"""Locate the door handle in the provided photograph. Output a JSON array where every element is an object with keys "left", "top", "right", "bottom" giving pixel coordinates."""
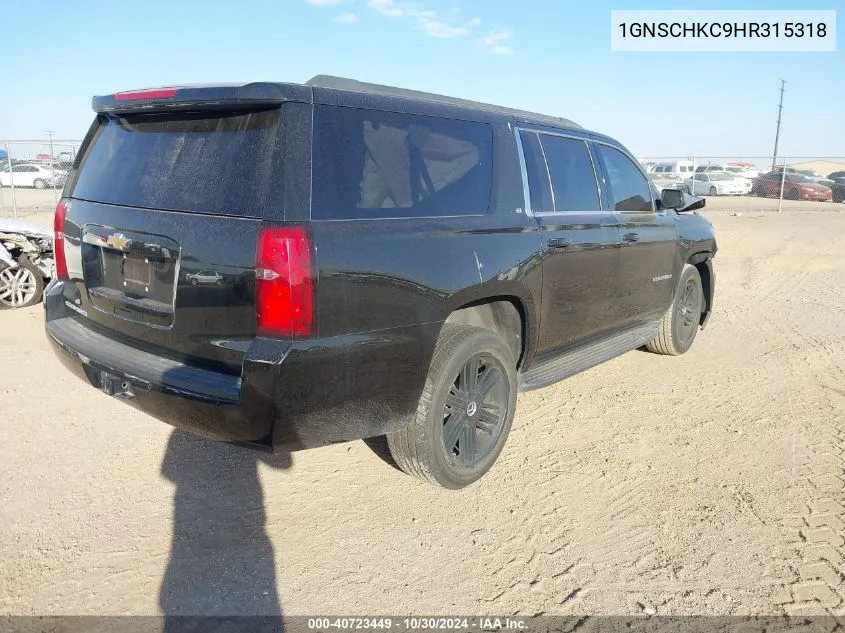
[
  {"left": 622, "top": 232, "right": 640, "bottom": 243},
  {"left": 546, "top": 237, "right": 572, "bottom": 249}
]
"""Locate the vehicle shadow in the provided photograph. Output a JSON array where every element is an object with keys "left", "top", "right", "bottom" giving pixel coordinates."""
[{"left": 158, "top": 429, "right": 291, "bottom": 632}]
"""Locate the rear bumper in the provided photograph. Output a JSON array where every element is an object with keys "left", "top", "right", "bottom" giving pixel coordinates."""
[
  {"left": 46, "top": 313, "right": 276, "bottom": 449},
  {"left": 44, "top": 280, "right": 436, "bottom": 452}
]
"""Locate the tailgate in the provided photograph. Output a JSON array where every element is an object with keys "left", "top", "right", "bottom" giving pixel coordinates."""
[{"left": 61, "top": 107, "right": 286, "bottom": 371}]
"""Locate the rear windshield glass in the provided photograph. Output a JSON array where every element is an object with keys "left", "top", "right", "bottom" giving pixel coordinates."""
[
  {"left": 312, "top": 105, "right": 493, "bottom": 220},
  {"left": 72, "top": 109, "right": 284, "bottom": 216}
]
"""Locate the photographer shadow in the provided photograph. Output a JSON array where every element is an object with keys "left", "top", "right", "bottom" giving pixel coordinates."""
[{"left": 158, "top": 429, "right": 291, "bottom": 631}]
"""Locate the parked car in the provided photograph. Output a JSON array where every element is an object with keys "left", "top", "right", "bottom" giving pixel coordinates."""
[
  {"left": 694, "top": 164, "right": 729, "bottom": 173},
  {"left": 0, "top": 163, "right": 63, "bottom": 189},
  {"left": 44, "top": 76, "right": 717, "bottom": 488},
  {"left": 724, "top": 165, "right": 759, "bottom": 179},
  {"left": 186, "top": 270, "right": 223, "bottom": 285},
  {"left": 794, "top": 169, "right": 834, "bottom": 187},
  {"left": 694, "top": 164, "right": 759, "bottom": 180},
  {"left": 771, "top": 167, "right": 833, "bottom": 187},
  {"left": 649, "top": 172, "right": 686, "bottom": 192},
  {"left": 826, "top": 171, "right": 845, "bottom": 203},
  {"left": 650, "top": 160, "right": 696, "bottom": 176},
  {"left": 752, "top": 172, "right": 833, "bottom": 201},
  {"left": 684, "top": 172, "right": 751, "bottom": 196},
  {"left": 0, "top": 219, "right": 55, "bottom": 309}
]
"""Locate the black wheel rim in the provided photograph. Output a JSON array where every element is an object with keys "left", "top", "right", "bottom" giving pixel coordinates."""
[
  {"left": 442, "top": 353, "right": 508, "bottom": 469},
  {"left": 676, "top": 280, "right": 701, "bottom": 344}
]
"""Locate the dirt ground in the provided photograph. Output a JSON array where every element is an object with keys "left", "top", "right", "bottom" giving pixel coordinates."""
[{"left": 1, "top": 193, "right": 844, "bottom": 618}]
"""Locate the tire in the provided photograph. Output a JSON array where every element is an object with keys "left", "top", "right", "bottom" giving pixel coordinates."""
[
  {"left": 0, "top": 258, "right": 45, "bottom": 309},
  {"left": 646, "top": 264, "right": 704, "bottom": 356},
  {"left": 33, "top": 179, "right": 46, "bottom": 190},
  {"left": 191, "top": 278, "right": 198, "bottom": 286},
  {"left": 387, "top": 325, "right": 517, "bottom": 489},
  {"left": 786, "top": 188, "right": 799, "bottom": 200},
  {"left": 708, "top": 186, "right": 717, "bottom": 196}
]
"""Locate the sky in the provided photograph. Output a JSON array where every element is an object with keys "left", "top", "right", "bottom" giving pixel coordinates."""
[{"left": 0, "top": 0, "right": 842, "bottom": 160}]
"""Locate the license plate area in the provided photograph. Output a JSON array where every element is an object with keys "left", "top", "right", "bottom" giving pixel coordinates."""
[
  {"left": 122, "top": 254, "right": 151, "bottom": 287},
  {"left": 81, "top": 225, "right": 180, "bottom": 328}
]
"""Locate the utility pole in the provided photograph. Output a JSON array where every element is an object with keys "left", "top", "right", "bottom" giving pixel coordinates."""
[
  {"left": 771, "top": 80, "right": 785, "bottom": 171},
  {"left": 46, "top": 130, "right": 57, "bottom": 201},
  {"left": 46, "top": 130, "right": 56, "bottom": 162}
]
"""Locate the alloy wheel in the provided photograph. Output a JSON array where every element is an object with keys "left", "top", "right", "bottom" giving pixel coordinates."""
[
  {"left": 0, "top": 266, "right": 38, "bottom": 307},
  {"left": 441, "top": 354, "right": 509, "bottom": 468},
  {"left": 675, "top": 280, "right": 701, "bottom": 345}
]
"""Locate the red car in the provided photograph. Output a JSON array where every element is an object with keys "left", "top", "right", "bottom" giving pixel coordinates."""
[{"left": 752, "top": 172, "right": 833, "bottom": 201}]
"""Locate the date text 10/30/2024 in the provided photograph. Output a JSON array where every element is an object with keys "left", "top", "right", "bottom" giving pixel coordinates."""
[{"left": 307, "top": 618, "right": 528, "bottom": 630}]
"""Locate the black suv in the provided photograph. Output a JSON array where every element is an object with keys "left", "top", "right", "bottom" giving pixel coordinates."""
[{"left": 45, "top": 76, "right": 716, "bottom": 488}]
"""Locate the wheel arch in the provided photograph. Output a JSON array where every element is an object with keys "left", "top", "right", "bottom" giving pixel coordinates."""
[
  {"left": 687, "top": 251, "right": 714, "bottom": 327},
  {"left": 443, "top": 296, "right": 529, "bottom": 369}
]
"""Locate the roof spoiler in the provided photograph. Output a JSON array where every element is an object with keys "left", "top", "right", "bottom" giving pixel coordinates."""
[
  {"left": 92, "top": 82, "right": 311, "bottom": 113},
  {"left": 307, "top": 74, "right": 582, "bottom": 130}
]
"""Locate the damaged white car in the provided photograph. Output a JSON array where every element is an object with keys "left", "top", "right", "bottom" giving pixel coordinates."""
[{"left": 0, "top": 220, "right": 54, "bottom": 309}]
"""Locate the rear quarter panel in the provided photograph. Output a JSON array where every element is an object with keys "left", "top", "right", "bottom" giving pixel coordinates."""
[{"left": 271, "top": 118, "right": 543, "bottom": 448}]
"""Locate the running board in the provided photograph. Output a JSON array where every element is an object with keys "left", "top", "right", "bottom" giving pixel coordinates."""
[{"left": 518, "top": 321, "right": 660, "bottom": 391}]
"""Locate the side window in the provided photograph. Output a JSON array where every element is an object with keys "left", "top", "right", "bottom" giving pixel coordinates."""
[
  {"left": 538, "top": 134, "right": 601, "bottom": 212},
  {"left": 311, "top": 105, "right": 493, "bottom": 220},
  {"left": 596, "top": 145, "right": 653, "bottom": 213},
  {"left": 519, "top": 131, "right": 554, "bottom": 213}
]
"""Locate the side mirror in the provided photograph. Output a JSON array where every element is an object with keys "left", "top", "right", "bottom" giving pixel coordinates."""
[
  {"left": 661, "top": 188, "right": 705, "bottom": 213},
  {"left": 660, "top": 188, "right": 684, "bottom": 209}
]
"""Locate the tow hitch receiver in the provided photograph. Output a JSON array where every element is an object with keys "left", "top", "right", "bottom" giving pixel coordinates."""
[{"left": 100, "top": 373, "right": 135, "bottom": 399}]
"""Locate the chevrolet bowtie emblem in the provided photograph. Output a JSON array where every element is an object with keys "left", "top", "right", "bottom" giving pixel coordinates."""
[{"left": 105, "top": 233, "right": 130, "bottom": 250}]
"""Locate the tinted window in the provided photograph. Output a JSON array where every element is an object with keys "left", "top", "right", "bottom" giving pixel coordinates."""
[
  {"left": 312, "top": 106, "right": 492, "bottom": 220},
  {"left": 72, "top": 109, "right": 284, "bottom": 216},
  {"left": 597, "top": 145, "right": 653, "bottom": 212},
  {"left": 538, "top": 135, "right": 600, "bottom": 212},
  {"left": 519, "top": 132, "right": 553, "bottom": 213}
]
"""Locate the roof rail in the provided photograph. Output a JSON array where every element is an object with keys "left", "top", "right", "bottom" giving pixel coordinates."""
[{"left": 306, "top": 75, "right": 581, "bottom": 130}]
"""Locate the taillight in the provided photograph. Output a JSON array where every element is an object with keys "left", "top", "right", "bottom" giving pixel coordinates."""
[
  {"left": 255, "top": 227, "right": 312, "bottom": 337},
  {"left": 53, "top": 198, "right": 68, "bottom": 280}
]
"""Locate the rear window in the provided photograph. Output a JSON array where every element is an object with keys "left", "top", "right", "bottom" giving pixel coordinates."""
[
  {"left": 72, "top": 109, "right": 284, "bottom": 216},
  {"left": 312, "top": 105, "right": 493, "bottom": 220}
]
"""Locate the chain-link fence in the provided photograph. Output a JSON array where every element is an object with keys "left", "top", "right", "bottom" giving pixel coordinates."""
[
  {"left": 0, "top": 139, "right": 83, "bottom": 219},
  {"left": 639, "top": 155, "right": 845, "bottom": 211},
  {"left": 3, "top": 145, "right": 844, "bottom": 220}
]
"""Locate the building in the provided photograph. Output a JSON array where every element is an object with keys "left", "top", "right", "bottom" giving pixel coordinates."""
[{"left": 786, "top": 160, "right": 845, "bottom": 175}]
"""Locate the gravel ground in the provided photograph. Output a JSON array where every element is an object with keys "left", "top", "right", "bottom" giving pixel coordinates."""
[{"left": 1, "top": 195, "right": 843, "bottom": 618}]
